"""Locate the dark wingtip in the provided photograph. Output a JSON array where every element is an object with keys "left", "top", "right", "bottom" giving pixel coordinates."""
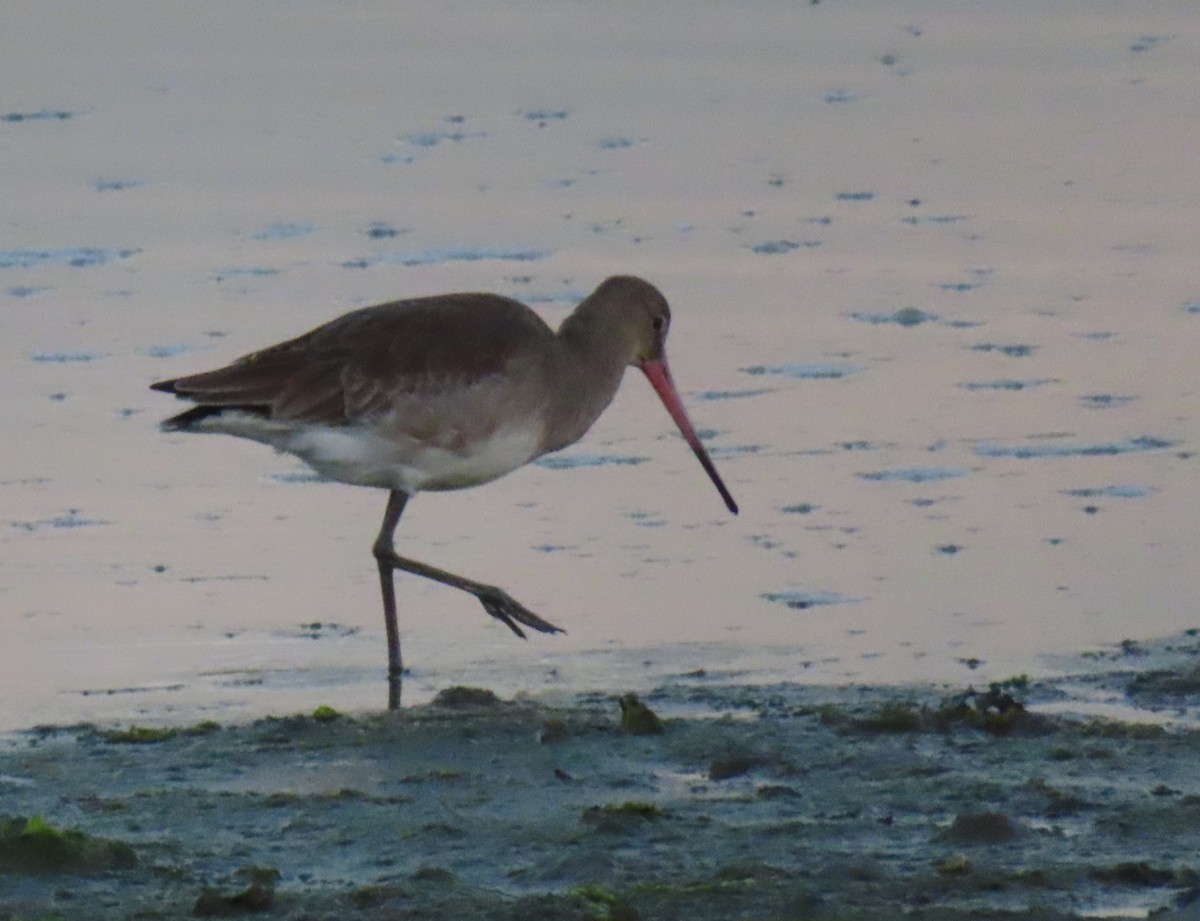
[
  {"left": 158, "top": 404, "right": 226, "bottom": 431},
  {"left": 158, "top": 404, "right": 270, "bottom": 432},
  {"left": 149, "top": 379, "right": 178, "bottom": 394}
]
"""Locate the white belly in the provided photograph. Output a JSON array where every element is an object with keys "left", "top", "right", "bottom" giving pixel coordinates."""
[
  {"left": 186, "top": 411, "right": 542, "bottom": 493},
  {"left": 288, "top": 424, "right": 542, "bottom": 492}
]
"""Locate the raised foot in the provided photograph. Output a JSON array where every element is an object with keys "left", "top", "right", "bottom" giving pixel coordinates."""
[{"left": 477, "top": 587, "right": 565, "bottom": 638}]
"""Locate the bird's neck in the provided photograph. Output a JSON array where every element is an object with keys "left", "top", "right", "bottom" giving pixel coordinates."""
[{"left": 541, "top": 314, "right": 632, "bottom": 454}]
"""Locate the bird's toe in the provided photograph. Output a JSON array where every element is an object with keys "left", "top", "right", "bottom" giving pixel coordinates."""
[{"left": 478, "top": 588, "right": 563, "bottom": 637}]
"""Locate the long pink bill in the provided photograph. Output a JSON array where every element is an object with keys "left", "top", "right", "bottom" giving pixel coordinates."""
[{"left": 640, "top": 356, "right": 739, "bottom": 515}]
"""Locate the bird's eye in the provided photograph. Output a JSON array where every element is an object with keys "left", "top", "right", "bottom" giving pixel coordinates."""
[{"left": 652, "top": 316, "right": 666, "bottom": 332}]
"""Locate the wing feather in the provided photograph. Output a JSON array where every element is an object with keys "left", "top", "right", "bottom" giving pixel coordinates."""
[{"left": 152, "top": 293, "right": 556, "bottom": 428}]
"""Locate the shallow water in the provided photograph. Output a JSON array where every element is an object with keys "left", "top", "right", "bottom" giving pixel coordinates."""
[{"left": 2, "top": 0, "right": 1199, "bottom": 730}]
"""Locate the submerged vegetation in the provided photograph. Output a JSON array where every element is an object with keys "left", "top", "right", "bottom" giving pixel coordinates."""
[
  {"left": 821, "top": 677, "right": 1056, "bottom": 737},
  {"left": 0, "top": 815, "right": 136, "bottom": 874}
]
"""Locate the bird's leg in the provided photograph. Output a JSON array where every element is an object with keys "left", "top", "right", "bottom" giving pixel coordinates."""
[
  {"left": 371, "top": 491, "right": 565, "bottom": 706},
  {"left": 373, "top": 490, "right": 409, "bottom": 710}
]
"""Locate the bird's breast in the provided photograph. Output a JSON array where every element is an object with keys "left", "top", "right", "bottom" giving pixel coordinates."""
[{"left": 414, "top": 424, "right": 544, "bottom": 491}]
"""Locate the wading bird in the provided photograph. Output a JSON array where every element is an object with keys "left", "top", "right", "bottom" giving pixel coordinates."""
[{"left": 152, "top": 275, "right": 737, "bottom": 707}]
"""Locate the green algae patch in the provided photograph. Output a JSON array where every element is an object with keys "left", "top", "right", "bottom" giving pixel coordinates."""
[
  {"left": 102, "top": 724, "right": 179, "bottom": 744},
  {"left": 99, "top": 720, "right": 218, "bottom": 743},
  {"left": 0, "top": 815, "right": 136, "bottom": 874},
  {"left": 431, "top": 685, "right": 500, "bottom": 707},
  {"left": 935, "top": 853, "right": 973, "bottom": 876},
  {"left": 598, "top": 802, "right": 670, "bottom": 819},
  {"left": 855, "top": 700, "right": 928, "bottom": 733},
  {"left": 569, "top": 885, "right": 642, "bottom": 921},
  {"left": 582, "top": 802, "right": 670, "bottom": 833},
  {"left": 311, "top": 704, "right": 341, "bottom": 722},
  {"left": 185, "top": 720, "right": 222, "bottom": 736}
]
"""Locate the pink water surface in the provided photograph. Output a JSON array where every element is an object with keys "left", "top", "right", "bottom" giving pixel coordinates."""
[{"left": 2, "top": 1, "right": 1197, "bottom": 730}]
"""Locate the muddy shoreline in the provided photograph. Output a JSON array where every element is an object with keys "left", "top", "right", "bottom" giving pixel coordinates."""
[{"left": 3, "top": 635, "right": 1200, "bottom": 920}]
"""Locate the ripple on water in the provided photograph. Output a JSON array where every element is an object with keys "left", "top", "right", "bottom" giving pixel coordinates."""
[
  {"left": 742, "top": 363, "right": 862, "bottom": 380},
  {"left": 858, "top": 467, "right": 970, "bottom": 484},
  {"left": 959, "top": 379, "right": 1057, "bottom": 392},
  {"left": 138, "top": 344, "right": 194, "bottom": 359},
  {"left": 1130, "top": 34, "right": 1174, "bottom": 53},
  {"left": 267, "top": 471, "right": 324, "bottom": 485},
  {"left": 901, "top": 214, "right": 968, "bottom": 225},
  {"left": 11, "top": 509, "right": 107, "bottom": 532},
  {"left": 6, "top": 285, "right": 50, "bottom": 297},
  {"left": 401, "top": 129, "right": 486, "bottom": 148},
  {"left": 1, "top": 109, "right": 75, "bottom": 122},
  {"left": 0, "top": 247, "right": 139, "bottom": 269},
  {"left": 343, "top": 247, "right": 551, "bottom": 269},
  {"left": 707, "top": 444, "right": 762, "bottom": 460},
  {"left": 692, "top": 388, "right": 775, "bottom": 401},
  {"left": 30, "top": 352, "right": 106, "bottom": 363},
  {"left": 750, "top": 240, "right": 821, "bottom": 255},
  {"left": 847, "top": 308, "right": 937, "bottom": 327},
  {"left": 521, "top": 108, "right": 570, "bottom": 122},
  {"left": 762, "top": 590, "right": 861, "bottom": 610},
  {"left": 211, "top": 266, "right": 280, "bottom": 281},
  {"left": 365, "top": 222, "right": 406, "bottom": 239},
  {"left": 627, "top": 510, "right": 666, "bottom": 529},
  {"left": 1079, "top": 394, "right": 1137, "bottom": 409},
  {"left": 1062, "top": 486, "right": 1157, "bottom": 499},
  {"left": 975, "top": 436, "right": 1174, "bottom": 459},
  {"left": 251, "top": 223, "right": 314, "bottom": 240},
  {"left": 517, "top": 289, "right": 590, "bottom": 306},
  {"left": 535, "top": 454, "right": 648, "bottom": 471},
  {"left": 93, "top": 178, "right": 144, "bottom": 191},
  {"left": 970, "top": 343, "right": 1036, "bottom": 357}
]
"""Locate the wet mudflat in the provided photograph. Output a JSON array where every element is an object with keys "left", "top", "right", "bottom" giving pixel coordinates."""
[{"left": 3, "top": 635, "right": 1199, "bottom": 921}]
